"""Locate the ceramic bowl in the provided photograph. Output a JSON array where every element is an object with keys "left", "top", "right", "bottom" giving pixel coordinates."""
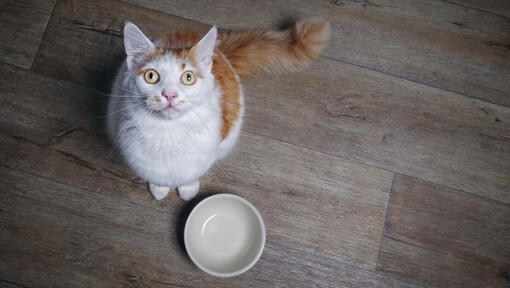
[{"left": 184, "top": 194, "right": 265, "bottom": 277}]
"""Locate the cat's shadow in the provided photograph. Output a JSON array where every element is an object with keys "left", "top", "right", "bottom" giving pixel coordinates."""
[
  {"left": 278, "top": 16, "right": 299, "bottom": 30},
  {"left": 86, "top": 49, "right": 125, "bottom": 141}
]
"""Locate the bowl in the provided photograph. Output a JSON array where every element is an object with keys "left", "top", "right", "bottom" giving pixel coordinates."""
[{"left": 184, "top": 194, "right": 265, "bottom": 277}]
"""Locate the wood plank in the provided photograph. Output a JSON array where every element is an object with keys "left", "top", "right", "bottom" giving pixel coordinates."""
[
  {"left": 0, "top": 130, "right": 393, "bottom": 270},
  {"left": 0, "top": 0, "right": 56, "bottom": 69},
  {"left": 203, "top": 132, "right": 393, "bottom": 269},
  {"left": 377, "top": 174, "right": 510, "bottom": 288},
  {"left": 30, "top": 0, "right": 510, "bottom": 203},
  {"left": 0, "top": 63, "right": 89, "bottom": 147},
  {"left": 241, "top": 58, "right": 510, "bottom": 204},
  {"left": 32, "top": 0, "right": 211, "bottom": 92},
  {"left": 449, "top": 0, "right": 510, "bottom": 18},
  {"left": 0, "top": 166, "right": 226, "bottom": 288},
  {"left": 0, "top": 279, "right": 31, "bottom": 288},
  {"left": 0, "top": 63, "right": 394, "bottom": 271},
  {"left": 0, "top": 166, "right": 419, "bottom": 288},
  {"left": 120, "top": 0, "right": 510, "bottom": 106}
]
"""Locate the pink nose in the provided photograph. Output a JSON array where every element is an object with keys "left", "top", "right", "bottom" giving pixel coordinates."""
[{"left": 162, "top": 90, "right": 177, "bottom": 100}]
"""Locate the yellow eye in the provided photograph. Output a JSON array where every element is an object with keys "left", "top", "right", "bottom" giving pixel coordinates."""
[
  {"left": 144, "top": 69, "right": 159, "bottom": 84},
  {"left": 181, "top": 70, "right": 196, "bottom": 85}
]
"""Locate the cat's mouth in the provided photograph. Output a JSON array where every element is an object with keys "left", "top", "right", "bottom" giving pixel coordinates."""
[
  {"left": 147, "top": 96, "right": 186, "bottom": 119},
  {"left": 159, "top": 102, "right": 182, "bottom": 119},
  {"left": 160, "top": 107, "right": 182, "bottom": 119},
  {"left": 149, "top": 96, "right": 178, "bottom": 112}
]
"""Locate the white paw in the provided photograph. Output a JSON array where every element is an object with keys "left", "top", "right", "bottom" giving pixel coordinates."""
[
  {"left": 178, "top": 180, "right": 200, "bottom": 201},
  {"left": 149, "top": 183, "right": 170, "bottom": 200}
]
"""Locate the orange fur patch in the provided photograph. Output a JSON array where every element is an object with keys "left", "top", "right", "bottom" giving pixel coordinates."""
[
  {"left": 140, "top": 32, "right": 202, "bottom": 67},
  {"left": 160, "top": 32, "right": 201, "bottom": 49},
  {"left": 218, "top": 18, "right": 330, "bottom": 77},
  {"left": 212, "top": 52, "right": 241, "bottom": 140}
]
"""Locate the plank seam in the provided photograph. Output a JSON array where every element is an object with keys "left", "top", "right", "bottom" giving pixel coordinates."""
[
  {"left": 244, "top": 128, "right": 510, "bottom": 207},
  {"left": 441, "top": 0, "right": 510, "bottom": 20},
  {"left": 0, "top": 161, "right": 165, "bottom": 213},
  {"left": 321, "top": 55, "right": 510, "bottom": 109},
  {"left": 0, "top": 278, "right": 32, "bottom": 288},
  {"left": 375, "top": 173, "right": 395, "bottom": 272},
  {"left": 266, "top": 240, "right": 430, "bottom": 288},
  {"left": 30, "top": 0, "right": 59, "bottom": 71},
  {"left": 392, "top": 173, "right": 510, "bottom": 208}
]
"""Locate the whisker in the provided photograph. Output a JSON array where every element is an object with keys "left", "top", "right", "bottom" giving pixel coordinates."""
[
  {"left": 107, "top": 94, "right": 145, "bottom": 98},
  {"left": 66, "top": 102, "right": 145, "bottom": 130},
  {"left": 110, "top": 79, "right": 149, "bottom": 97},
  {"left": 84, "top": 87, "right": 146, "bottom": 100}
]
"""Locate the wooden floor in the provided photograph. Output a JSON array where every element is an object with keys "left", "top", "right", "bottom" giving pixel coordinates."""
[{"left": 1, "top": 0, "right": 509, "bottom": 287}]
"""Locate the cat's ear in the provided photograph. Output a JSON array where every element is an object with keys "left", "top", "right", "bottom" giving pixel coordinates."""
[
  {"left": 191, "top": 26, "right": 217, "bottom": 73},
  {"left": 124, "top": 22, "right": 154, "bottom": 70}
]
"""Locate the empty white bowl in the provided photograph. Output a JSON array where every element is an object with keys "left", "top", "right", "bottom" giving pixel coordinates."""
[{"left": 184, "top": 194, "right": 265, "bottom": 277}]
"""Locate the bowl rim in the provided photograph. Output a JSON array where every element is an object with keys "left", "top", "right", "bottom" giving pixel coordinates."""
[{"left": 184, "top": 193, "right": 266, "bottom": 277}]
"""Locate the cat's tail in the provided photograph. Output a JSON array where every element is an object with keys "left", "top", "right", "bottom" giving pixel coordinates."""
[{"left": 218, "top": 18, "right": 330, "bottom": 78}]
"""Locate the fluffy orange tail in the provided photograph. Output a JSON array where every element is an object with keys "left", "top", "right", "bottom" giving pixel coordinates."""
[{"left": 219, "top": 18, "right": 330, "bottom": 78}]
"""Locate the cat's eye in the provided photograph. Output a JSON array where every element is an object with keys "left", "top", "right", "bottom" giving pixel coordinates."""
[
  {"left": 144, "top": 69, "right": 160, "bottom": 84},
  {"left": 181, "top": 71, "right": 196, "bottom": 86}
]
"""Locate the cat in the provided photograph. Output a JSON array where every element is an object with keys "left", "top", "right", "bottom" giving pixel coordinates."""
[{"left": 107, "top": 19, "right": 330, "bottom": 201}]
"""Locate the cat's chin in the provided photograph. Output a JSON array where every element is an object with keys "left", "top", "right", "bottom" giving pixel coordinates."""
[{"left": 158, "top": 108, "right": 185, "bottom": 120}]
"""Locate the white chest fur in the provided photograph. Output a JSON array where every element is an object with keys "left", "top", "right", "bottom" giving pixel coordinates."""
[{"left": 109, "top": 86, "right": 223, "bottom": 188}]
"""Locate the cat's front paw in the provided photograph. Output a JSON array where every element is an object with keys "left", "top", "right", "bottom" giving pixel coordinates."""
[
  {"left": 149, "top": 183, "right": 170, "bottom": 200},
  {"left": 178, "top": 180, "right": 200, "bottom": 201}
]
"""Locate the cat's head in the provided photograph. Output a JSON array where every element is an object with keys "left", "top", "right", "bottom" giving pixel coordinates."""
[{"left": 123, "top": 22, "right": 217, "bottom": 119}]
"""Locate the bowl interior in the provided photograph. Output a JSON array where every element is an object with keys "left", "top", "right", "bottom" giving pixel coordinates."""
[{"left": 184, "top": 194, "right": 265, "bottom": 276}]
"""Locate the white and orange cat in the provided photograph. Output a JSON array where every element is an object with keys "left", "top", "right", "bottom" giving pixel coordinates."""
[{"left": 107, "top": 19, "right": 329, "bottom": 201}]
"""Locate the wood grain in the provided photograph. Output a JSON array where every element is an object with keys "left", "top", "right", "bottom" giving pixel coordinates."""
[
  {"left": 241, "top": 58, "right": 510, "bottom": 204},
  {"left": 204, "top": 132, "right": 393, "bottom": 269},
  {"left": 5, "top": 0, "right": 509, "bottom": 286},
  {"left": 449, "top": 0, "right": 510, "bottom": 17},
  {"left": 31, "top": 0, "right": 510, "bottom": 204},
  {"left": 0, "top": 279, "right": 33, "bottom": 288},
  {"left": 121, "top": 0, "right": 510, "bottom": 106},
  {"left": 32, "top": 0, "right": 211, "bottom": 93},
  {"left": 0, "top": 63, "right": 398, "bottom": 286},
  {"left": 0, "top": 127, "right": 393, "bottom": 270},
  {"left": 377, "top": 174, "right": 510, "bottom": 288},
  {"left": 0, "top": 167, "right": 422, "bottom": 288},
  {"left": 0, "top": 0, "right": 56, "bottom": 69}
]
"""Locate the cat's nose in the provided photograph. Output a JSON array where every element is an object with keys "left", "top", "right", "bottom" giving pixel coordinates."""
[{"left": 162, "top": 90, "right": 177, "bottom": 100}]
